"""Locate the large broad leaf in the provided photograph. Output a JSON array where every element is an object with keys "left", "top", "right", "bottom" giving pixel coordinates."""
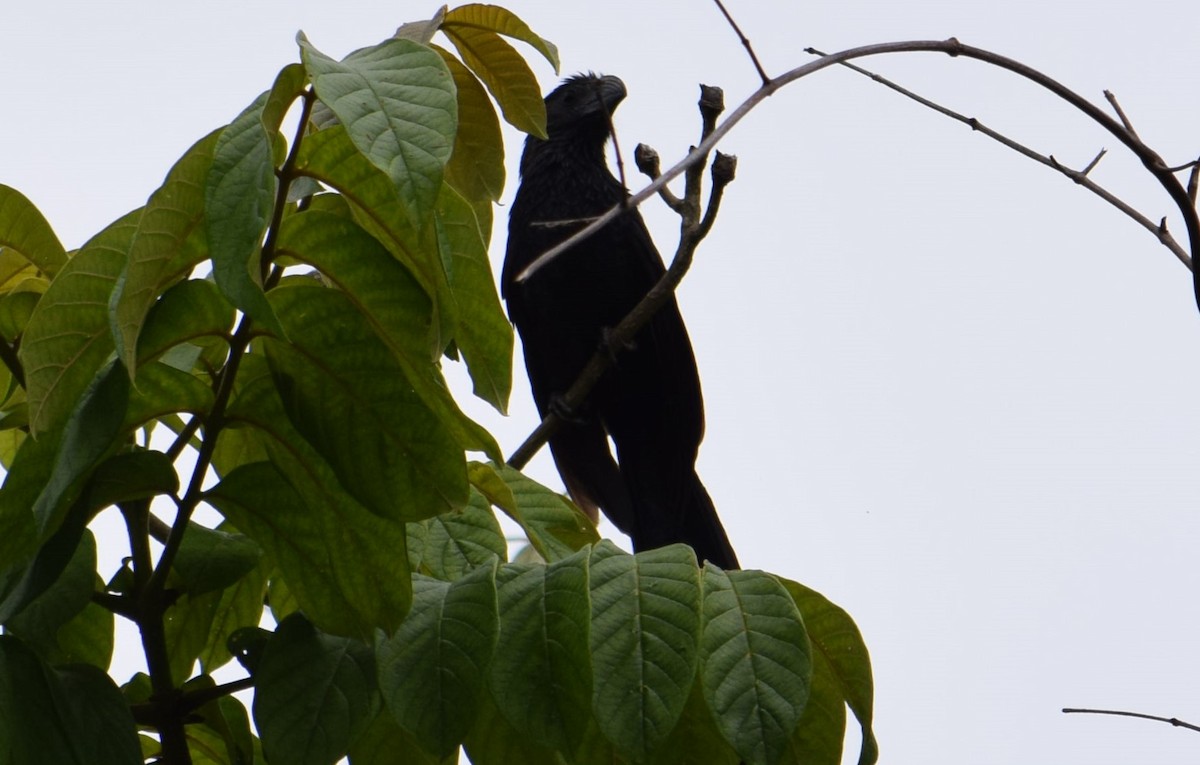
[
  {"left": 700, "top": 567, "right": 812, "bottom": 765},
  {"left": 442, "top": 4, "right": 558, "bottom": 137},
  {"left": 110, "top": 131, "right": 222, "bottom": 374},
  {"left": 254, "top": 613, "right": 377, "bottom": 765},
  {"left": 0, "top": 184, "right": 67, "bottom": 278},
  {"left": 0, "top": 636, "right": 141, "bottom": 764},
  {"left": 30, "top": 359, "right": 129, "bottom": 537},
  {"left": 377, "top": 563, "right": 498, "bottom": 759},
  {"left": 349, "top": 707, "right": 457, "bottom": 765},
  {"left": 442, "top": 4, "right": 560, "bottom": 72},
  {"left": 2, "top": 529, "right": 96, "bottom": 652},
  {"left": 462, "top": 693, "right": 562, "bottom": 765},
  {"left": 171, "top": 522, "right": 263, "bottom": 596},
  {"left": 433, "top": 184, "right": 512, "bottom": 413},
  {"left": 293, "top": 124, "right": 449, "bottom": 339},
  {"left": 205, "top": 63, "right": 307, "bottom": 337},
  {"left": 135, "top": 278, "right": 235, "bottom": 368},
  {"left": 274, "top": 209, "right": 499, "bottom": 459},
  {"left": 587, "top": 542, "right": 701, "bottom": 761},
  {"left": 410, "top": 489, "right": 507, "bottom": 581},
  {"left": 781, "top": 579, "right": 877, "bottom": 765},
  {"left": 436, "top": 48, "right": 504, "bottom": 222},
  {"left": 263, "top": 284, "right": 468, "bottom": 522},
  {"left": 20, "top": 208, "right": 139, "bottom": 436},
  {"left": 198, "top": 559, "right": 267, "bottom": 673},
  {"left": 298, "top": 33, "right": 457, "bottom": 230},
  {"left": 489, "top": 550, "right": 592, "bottom": 752},
  {"left": 0, "top": 434, "right": 57, "bottom": 579},
  {"left": 204, "top": 455, "right": 411, "bottom": 638},
  {"left": 470, "top": 462, "right": 597, "bottom": 562}
]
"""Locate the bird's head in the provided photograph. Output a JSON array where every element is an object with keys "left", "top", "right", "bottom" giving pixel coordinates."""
[
  {"left": 518, "top": 73, "right": 627, "bottom": 177},
  {"left": 543, "top": 73, "right": 627, "bottom": 137}
]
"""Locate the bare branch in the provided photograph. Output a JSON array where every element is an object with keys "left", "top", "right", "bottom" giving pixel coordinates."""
[
  {"left": 1079, "top": 148, "right": 1107, "bottom": 176},
  {"left": 712, "top": 0, "right": 770, "bottom": 85},
  {"left": 1103, "top": 90, "right": 1140, "bottom": 140},
  {"left": 515, "top": 39, "right": 1200, "bottom": 308},
  {"left": 1063, "top": 707, "right": 1200, "bottom": 734},
  {"left": 806, "top": 47, "right": 1189, "bottom": 269}
]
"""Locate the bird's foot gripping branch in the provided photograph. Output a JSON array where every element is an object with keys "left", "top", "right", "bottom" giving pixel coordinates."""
[{"left": 0, "top": 5, "right": 873, "bottom": 765}]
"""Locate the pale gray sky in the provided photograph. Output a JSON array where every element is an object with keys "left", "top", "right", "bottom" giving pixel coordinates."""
[{"left": 4, "top": 1, "right": 1200, "bottom": 762}]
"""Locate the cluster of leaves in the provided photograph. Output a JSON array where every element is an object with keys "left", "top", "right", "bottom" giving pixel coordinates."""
[{"left": 0, "top": 4, "right": 875, "bottom": 764}]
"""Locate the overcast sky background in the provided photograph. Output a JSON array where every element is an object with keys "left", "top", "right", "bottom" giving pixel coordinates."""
[{"left": 5, "top": 1, "right": 1200, "bottom": 763}]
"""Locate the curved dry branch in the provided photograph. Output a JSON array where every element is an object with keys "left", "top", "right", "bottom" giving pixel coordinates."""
[{"left": 514, "top": 38, "right": 1200, "bottom": 309}]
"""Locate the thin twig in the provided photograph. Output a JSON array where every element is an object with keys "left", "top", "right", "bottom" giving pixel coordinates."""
[
  {"left": 1063, "top": 707, "right": 1200, "bottom": 733},
  {"left": 1080, "top": 148, "right": 1107, "bottom": 176},
  {"left": 712, "top": 0, "right": 770, "bottom": 84},
  {"left": 1103, "top": 90, "right": 1140, "bottom": 140},
  {"left": 804, "top": 47, "right": 1190, "bottom": 269},
  {"left": 516, "top": 40, "right": 1199, "bottom": 293}
]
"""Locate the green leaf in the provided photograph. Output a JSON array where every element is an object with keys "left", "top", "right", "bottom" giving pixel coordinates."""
[
  {"left": 378, "top": 563, "right": 498, "bottom": 758},
  {"left": 0, "top": 636, "right": 141, "bottom": 764},
  {"left": 20, "top": 208, "right": 138, "bottom": 436},
  {"left": 0, "top": 487, "right": 88, "bottom": 625},
  {"left": 205, "top": 64, "right": 307, "bottom": 337},
  {"left": 31, "top": 359, "right": 130, "bottom": 537},
  {"left": 298, "top": 34, "right": 457, "bottom": 229},
  {"left": 163, "top": 590, "right": 221, "bottom": 685},
  {"left": 700, "top": 568, "right": 812, "bottom": 765},
  {"left": 462, "top": 692, "right": 561, "bottom": 765},
  {"left": 434, "top": 184, "right": 512, "bottom": 412},
  {"left": 136, "top": 279, "right": 235, "bottom": 367},
  {"left": 0, "top": 434, "right": 55, "bottom": 577},
  {"left": 122, "top": 361, "right": 215, "bottom": 433},
  {"left": 442, "top": 4, "right": 560, "bottom": 73},
  {"left": 412, "top": 489, "right": 507, "bottom": 580},
  {"left": 204, "top": 455, "right": 411, "bottom": 637},
  {"left": 110, "top": 130, "right": 222, "bottom": 374},
  {"left": 781, "top": 579, "right": 877, "bottom": 765},
  {"left": 0, "top": 290, "right": 42, "bottom": 342},
  {"left": 489, "top": 550, "right": 592, "bottom": 752},
  {"left": 350, "top": 708, "right": 457, "bottom": 765},
  {"left": 172, "top": 522, "right": 264, "bottom": 596},
  {"left": 441, "top": 22, "right": 546, "bottom": 138},
  {"left": 52, "top": 579, "right": 115, "bottom": 670},
  {"left": 647, "top": 682, "right": 741, "bottom": 765},
  {"left": 588, "top": 542, "right": 701, "bottom": 761},
  {"left": 199, "top": 560, "right": 267, "bottom": 674},
  {"left": 255, "top": 613, "right": 377, "bottom": 765},
  {"left": 264, "top": 284, "right": 468, "bottom": 521},
  {"left": 275, "top": 209, "right": 499, "bottom": 459},
  {"left": 471, "top": 462, "right": 598, "bottom": 562},
  {"left": 293, "top": 125, "right": 448, "bottom": 341},
  {"left": 436, "top": 47, "right": 504, "bottom": 209},
  {"left": 3, "top": 530, "right": 96, "bottom": 654},
  {"left": 85, "top": 449, "right": 180, "bottom": 510},
  {"left": 0, "top": 184, "right": 67, "bottom": 278},
  {"left": 193, "top": 694, "right": 257, "bottom": 765}
]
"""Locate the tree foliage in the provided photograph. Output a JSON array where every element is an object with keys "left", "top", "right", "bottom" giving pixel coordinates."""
[{"left": 0, "top": 5, "right": 874, "bottom": 764}]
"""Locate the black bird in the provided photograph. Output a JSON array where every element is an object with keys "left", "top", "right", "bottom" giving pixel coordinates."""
[{"left": 503, "top": 74, "right": 739, "bottom": 569}]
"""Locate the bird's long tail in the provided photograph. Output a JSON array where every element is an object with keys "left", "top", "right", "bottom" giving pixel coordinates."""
[{"left": 630, "top": 468, "right": 739, "bottom": 570}]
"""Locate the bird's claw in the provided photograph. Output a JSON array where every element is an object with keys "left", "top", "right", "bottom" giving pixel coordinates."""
[
  {"left": 548, "top": 394, "right": 587, "bottom": 424},
  {"left": 600, "top": 327, "right": 636, "bottom": 363}
]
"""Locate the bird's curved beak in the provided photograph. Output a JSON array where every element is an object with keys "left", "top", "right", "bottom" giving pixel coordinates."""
[{"left": 597, "top": 75, "right": 627, "bottom": 112}]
